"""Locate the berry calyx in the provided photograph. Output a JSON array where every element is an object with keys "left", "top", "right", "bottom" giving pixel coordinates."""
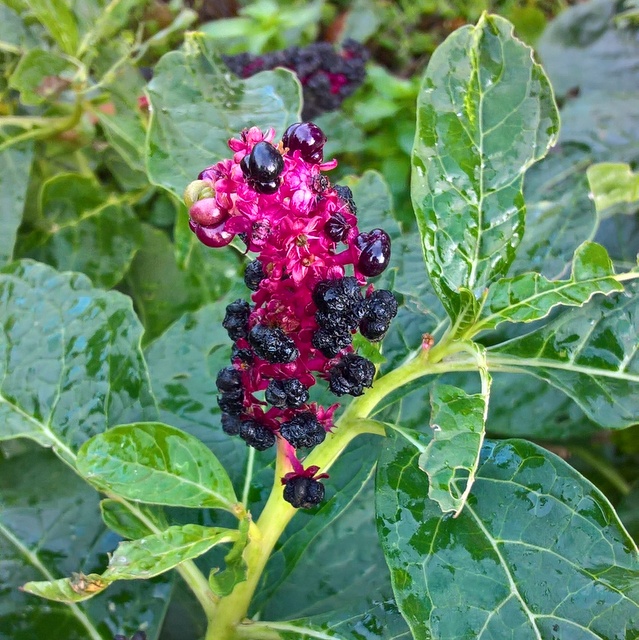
[{"left": 282, "top": 122, "right": 327, "bottom": 163}]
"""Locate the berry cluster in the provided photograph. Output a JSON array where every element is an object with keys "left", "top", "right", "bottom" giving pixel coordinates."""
[
  {"left": 184, "top": 122, "right": 397, "bottom": 509},
  {"left": 223, "top": 40, "right": 369, "bottom": 119}
]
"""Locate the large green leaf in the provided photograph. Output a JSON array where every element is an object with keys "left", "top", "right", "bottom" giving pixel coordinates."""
[
  {"left": 490, "top": 281, "right": 639, "bottom": 429},
  {"left": 146, "top": 31, "right": 301, "bottom": 197},
  {"left": 0, "top": 260, "right": 157, "bottom": 459},
  {"left": 0, "top": 447, "right": 172, "bottom": 640},
  {"left": 144, "top": 299, "right": 250, "bottom": 489},
  {"left": 377, "top": 436, "right": 639, "bottom": 640},
  {"left": 411, "top": 13, "right": 559, "bottom": 321},
  {"left": 23, "top": 525, "right": 236, "bottom": 603},
  {"left": 0, "top": 141, "right": 33, "bottom": 266},
  {"left": 28, "top": 0, "right": 79, "bottom": 54},
  {"left": 77, "top": 422, "right": 239, "bottom": 513},
  {"left": 472, "top": 242, "right": 623, "bottom": 334},
  {"left": 17, "top": 174, "right": 143, "bottom": 288}
]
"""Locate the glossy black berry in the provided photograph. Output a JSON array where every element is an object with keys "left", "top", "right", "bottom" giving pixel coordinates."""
[
  {"left": 266, "top": 378, "right": 310, "bottom": 408},
  {"left": 216, "top": 366, "right": 242, "bottom": 393},
  {"left": 244, "top": 259, "right": 265, "bottom": 291},
  {"left": 312, "top": 326, "right": 352, "bottom": 357},
  {"left": 282, "top": 122, "right": 327, "bottom": 163},
  {"left": 240, "top": 154, "right": 251, "bottom": 177},
  {"left": 231, "top": 344, "right": 254, "bottom": 364},
  {"left": 334, "top": 185, "right": 357, "bottom": 215},
  {"left": 240, "top": 419, "right": 276, "bottom": 450},
  {"left": 312, "top": 277, "right": 362, "bottom": 314},
  {"left": 248, "top": 141, "right": 284, "bottom": 183},
  {"left": 217, "top": 389, "right": 244, "bottom": 415},
  {"left": 253, "top": 179, "right": 280, "bottom": 195},
  {"left": 355, "top": 229, "right": 391, "bottom": 277},
  {"left": 283, "top": 476, "right": 325, "bottom": 509},
  {"left": 223, "top": 299, "right": 251, "bottom": 341},
  {"left": 221, "top": 413, "right": 242, "bottom": 436},
  {"left": 359, "top": 318, "right": 390, "bottom": 342},
  {"left": 280, "top": 412, "right": 326, "bottom": 449},
  {"left": 249, "top": 324, "right": 299, "bottom": 363},
  {"left": 325, "top": 212, "right": 351, "bottom": 242},
  {"left": 328, "top": 353, "right": 375, "bottom": 397}
]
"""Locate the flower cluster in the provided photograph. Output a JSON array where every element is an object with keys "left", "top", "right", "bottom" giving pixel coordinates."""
[
  {"left": 184, "top": 123, "right": 397, "bottom": 509},
  {"left": 223, "top": 40, "right": 369, "bottom": 120}
]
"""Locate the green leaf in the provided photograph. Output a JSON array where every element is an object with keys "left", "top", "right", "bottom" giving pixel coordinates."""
[
  {"left": 209, "top": 517, "right": 249, "bottom": 597},
  {"left": 9, "top": 48, "right": 75, "bottom": 105},
  {"left": 490, "top": 280, "right": 639, "bottom": 429},
  {"left": 143, "top": 299, "right": 250, "bottom": 489},
  {"left": 29, "top": 0, "right": 79, "bottom": 55},
  {"left": 23, "top": 525, "right": 236, "bottom": 603},
  {"left": 0, "top": 446, "right": 172, "bottom": 640},
  {"left": 474, "top": 242, "right": 623, "bottom": 334},
  {"left": 587, "top": 163, "right": 639, "bottom": 214},
  {"left": 77, "top": 422, "right": 239, "bottom": 512},
  {"left": 0, "top": 260, "right": 157, "bottom": 459},
  {"left": 17, "top": 174, "right": 143, "bottom": 288},
  {"left": 0, "top": 4, "right": 40, "bottom": 53},
  {"left": 376, "top": 436, "right": 639, "bottom": 640},
  {"left": 420, "top": 382, "right": 488, "bottom": 515},
  {"left": 146, "top": 31, "right": 301, "bottom": 197},
  {"left": 100, "top": 499, "right": 168, "bottom": 540},
  {"left": 0, "top": 141, "right": 33, "bottom": 266},
  {"left": 411, "top": 14, "right": 559, "bottom": 321}
]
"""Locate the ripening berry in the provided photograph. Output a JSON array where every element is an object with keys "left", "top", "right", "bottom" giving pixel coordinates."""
[
  {"left": 355, "top": 229, "right": 391, "bottom": 277},
  {"left": 249, "top": 324, "right": 299, "bottom": 363},
  {"left": 239, "top": 419, "right": 276, "bottom": 450},
  {"left": 283, "top": 476, "right": 325, "bottom": 508},
  {"left": 282, "top": 122, "right": 327, "bottom": 163},
  {"left": 324, "top": 212, "right": 351, "bottom": 242}
]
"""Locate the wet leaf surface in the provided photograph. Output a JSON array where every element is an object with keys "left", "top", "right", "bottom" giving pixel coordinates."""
[{"left": 377, "top": 436, "right": 639, "bottom": 640}]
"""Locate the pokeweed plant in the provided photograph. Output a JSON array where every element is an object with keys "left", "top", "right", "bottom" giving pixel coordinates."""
[{"left": 1, "top": 11, "right": 639, "bottom": 640}]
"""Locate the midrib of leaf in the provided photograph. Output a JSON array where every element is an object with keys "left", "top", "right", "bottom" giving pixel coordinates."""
[
  {"left": 249, "top": 621, "right": 344, "bottom": 640},
  {"left": 487, "top": 353, "right": 639, "bottom": 383},
  {"left": 0, "top": 519, "right": 103, "bottom": 640},
  {"left": 463, "top": 501, "right": 543, "bottom": 640}
]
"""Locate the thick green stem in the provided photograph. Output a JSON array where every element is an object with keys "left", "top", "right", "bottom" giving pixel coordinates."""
[{"left": 203, "top": 339, "right": 478, "bottom": 638}]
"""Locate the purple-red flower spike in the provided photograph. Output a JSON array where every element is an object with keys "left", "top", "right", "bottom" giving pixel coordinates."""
[{"left": 184, "top": 124, "right": 396, "bottom": 509}]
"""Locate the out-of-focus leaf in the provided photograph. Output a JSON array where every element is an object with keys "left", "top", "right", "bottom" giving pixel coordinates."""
[
  {"left": 513, "top": 144, "right": 598, "bottom": 279},
  {"left": 0, "top": 141, "right": 33, "bottom": 266},
  {"left": 340, "top": 0, "right": 382, "bottom": 43},
  {"left": 587, "top": 163, "right": 639, "bottom": 213},
  {"left": 9, "top": 48, "right": 75, "bottom": 105},
  {"left": 17, "top": 174, "right": 143, "bottom": 288},
  {"left": 419, "top": 382, "right": 488, "bottom": 515},
  {"left": 0, "top": 4, "right": 40, "bottom": 52},
  {"left": 29, "top": 0, "right": 79, "bottom": 55},
  {"left": 473, "top": 242, "right": 623, "bottom": 334},
  {"left": 377, "top": 436, "right": 639, "bottom": 640},
  {"left": 146, "top": 32, "right": 301, "bottom": 197},
  {"left": 0, "top": 447, "right": 172, "bottom": 640},
  {"left": 123, "top": 224, "right": 235, "bottom": 342},
  {"left": 77, "top": 422, "right": 239, "bottom": 512},
  {"left": 24, "top": 525, "right": 236, "bottom": 602},
  {"left": 411, "top": 14, "right": 559, "bottom": 321},
  {"left": 0, "top": 260, "right": 157, "bottom": 459},
  {"left": 490, "top": 281, "right": 639, "bottom": 429}
]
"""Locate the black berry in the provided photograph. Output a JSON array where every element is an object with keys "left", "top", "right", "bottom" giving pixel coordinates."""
[
  {"left": 312, "top": 326, "right": 352, "bottom": 357},
  {"left": 265, "top": 379, "right": 287, "bottom": 408},
  {"left": 283, "top": 476, "right": 325, "bottom": 508},
  {"left": 217, "top": 389, "right": 244, "bottom": 415},
  {"left": 359, "top": 318, "right": 390, "bottom": 342},
  {"left": 244, "top": 259, "right": 265, "bottom": 291},
  {"left": 355, "top": 229, "right": 391, "bottom": 277},
  {"left": 221, "top": 413, "right": 242, "bottom": 436},
  {"left": 266, "top": 378, "right": 310, "bottom": 408},
  {"left": 231, "top": 344, "right": 254, "bottom": 364},
  {"left": 239, "top": 420, "right": 276, "bottom": 451},
  {"left": 334, "top": 185, "right": 357, "bottom": 215},
  {"left": 325, "top": 212, "right": 351, "bottom": 242},
  {"left": 280, "top": 412, "right": 326, "bottom": 449},
  {"left": 223, "top": 299, "right": 251, "bottom": 341},
  {"left": 328, "top": 353, "right": 375, "bottom": 397},
  {"left": 216, "top": 366, "right": 242, "bottom": 393},
  {"left": 249, "top": 324, "right": 299, "bottom": 363},
  {"left": 248, "top": 141, "right": 284, "bottom": 183},
  {"left": 282, "top": 122, "right": 327, "bottom": 163}
]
